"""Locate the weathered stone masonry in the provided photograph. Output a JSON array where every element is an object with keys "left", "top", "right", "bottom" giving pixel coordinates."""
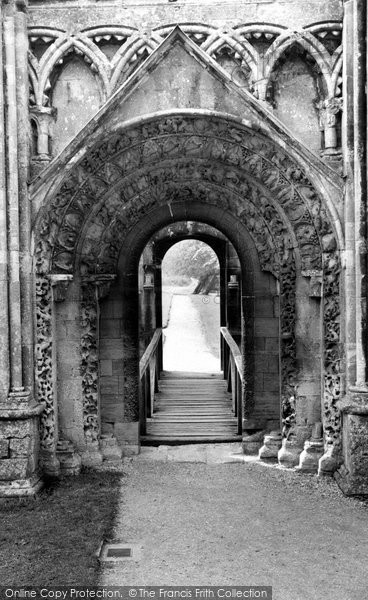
[{"left": 0, "top": 0, "right": 367, "bottom": 496}]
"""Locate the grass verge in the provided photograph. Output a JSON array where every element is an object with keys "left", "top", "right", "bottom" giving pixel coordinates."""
[{"left": 0, "top": 467, "right": 124, "bottom": 585}]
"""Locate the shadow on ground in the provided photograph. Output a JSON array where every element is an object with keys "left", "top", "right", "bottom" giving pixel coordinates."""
[{"left": 0, "top": 467, "right": 124, "bottom": 585}]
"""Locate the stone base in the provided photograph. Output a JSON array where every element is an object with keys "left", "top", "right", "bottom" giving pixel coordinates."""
[
  {"left": 122, "top": 444, "right": 140, "bottom": 457},
  {"left": 0, "top": 473, "right": 43, "bottom": 497},
  {"left": 334, "top": 464, "right": 368, "bottom": 496},
  {"left": 334, "top": 391, "right": 368, "bottom": 495},
  {"left": 39, "top": 449, "right": 61, "bottom": 478},
  {"left": 259, "top": 431, "right": 282, "bottom": 461},
  {"left": 242, "top": 431, "right": 265, "bottom": 455},
  {"left": 297, "top": 438, "right": 324, "bottom": 474},
  {"left": 100, "top": 434, "right": 123, "bottom": 463},
  {"left": 278, "top": 438, "right": 303, "bottom": 468},
  {"left": 81, "top": 441, "right": 103, "bottom": 467},
  {"left": 318, "top": 439, "right": 341, "bottom": 477},
  {"left": 57, "top": 440, "right": 82, "bottom": 475}
]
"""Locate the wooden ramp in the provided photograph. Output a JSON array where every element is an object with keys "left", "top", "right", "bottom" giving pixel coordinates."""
[{"left": 141, "top": 371, "right": 241, "bottom": 445}]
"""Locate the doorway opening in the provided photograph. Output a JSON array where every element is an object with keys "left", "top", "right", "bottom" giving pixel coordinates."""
[
  {"left": 137, "top": 221, "right": 244, "bottom": 443},
  {"left": 161, "top": 239, "right": 220, "bottom": 373}
]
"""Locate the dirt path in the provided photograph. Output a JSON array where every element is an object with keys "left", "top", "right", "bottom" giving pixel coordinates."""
[
  {"left": 163, "top": 294, "right": 220, "bottom": 372},
  {"left": 99, "top": 455, "right": 368, "bottom": 600}
]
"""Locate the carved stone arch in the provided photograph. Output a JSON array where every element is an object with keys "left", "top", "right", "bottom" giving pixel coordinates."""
[
  {"left": 264, "top": 30, "right": 333, "bottom": 97},
  {"left": 110, "top": 35, "right": 158, "bottom": 91},
  {"left": 30, "top": 29, "right": 343, "bottom": 456},
  {"left": 38, "top": 38, "right": 109, "bottom": 106},
  {"left": 156, "top": 23, "right": 216, "bottom": 49},
  {"left": 205, "top": 32, "right": 258, "bottom": 87}
]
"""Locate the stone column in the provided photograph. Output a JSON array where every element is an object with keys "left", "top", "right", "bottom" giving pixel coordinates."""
[
  {"left": 335, "top": 0, "right": 368, "bottom": 494},
  {"left": 29, "top": 107, "right": 56, "bottom": 178},
  {"left": 0, "top": 2, "right": 10, "bottom": 402},
  {"left": 80, "top": 275, "right": 115, "bottom": 466},
  {"left": 0, "top": 0, "right": 43, "bottom": 496}
]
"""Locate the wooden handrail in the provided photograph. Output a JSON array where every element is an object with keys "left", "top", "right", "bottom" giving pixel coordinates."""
[
  {"left": 139, "top": 328, "right": 162, "bottom": 378},
  {"left": 220, "top": 327, "right": 243, "bottom": 381}
]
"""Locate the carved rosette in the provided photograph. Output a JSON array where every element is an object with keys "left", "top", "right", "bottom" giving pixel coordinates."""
[
  {"left": 80, "top": 281, "right": 100, "bottom": 444},
  {"left": 35, "top": 274, "right": 55, "bottom": 450}
]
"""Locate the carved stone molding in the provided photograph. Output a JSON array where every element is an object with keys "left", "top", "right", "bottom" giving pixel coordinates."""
[
  {"left": 33, "top": 114, "right": 342, "bottom": 448},
  {"left": 79, "top": 274, "right": 115, "bottom": 445},
  {"left": 80, "top": 280, "right": 99, "bottom": 444},
  {"left": 35, "top": 275, "right": 55, "bottom": 451}
]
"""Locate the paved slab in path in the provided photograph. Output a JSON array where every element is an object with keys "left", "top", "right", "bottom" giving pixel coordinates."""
[{"left": 98, "top": 451, "right": 368, "bottom": 600}]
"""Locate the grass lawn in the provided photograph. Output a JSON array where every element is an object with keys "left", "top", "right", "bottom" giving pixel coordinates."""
[{"left": 0, "top": 467, "right": 125, "bottom": 585}]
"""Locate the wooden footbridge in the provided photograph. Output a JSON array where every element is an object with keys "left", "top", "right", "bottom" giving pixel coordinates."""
[{"left": 140, "top": 328, "right": 243, "bottom": 444}]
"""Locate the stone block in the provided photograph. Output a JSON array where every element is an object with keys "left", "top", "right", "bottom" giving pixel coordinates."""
[
  {"left": 114, "top": 421, "right": 139, "bottom": 445},
  {"left": 112, "top": 359, "right": 124, "bottom": 375},
  {"left": 0, "top": 458, "right": 29, "bottom": 481},
  {"left": 265, "top": 337, "right": 279, "bottom": 352},
  {"left": 255, "top": 318, "right": 279, "bottom": 337},
  {"left": 335, "top": 411, "right": 368, "bottom": 495},
  {"left": 0, "top": 420, "right": 30, "bottom": 439},
  {"left": 101, "top": 318, "right": 122, "bottom": 339},
  {"left": 0, "top": 439, "right": 9, "bottom": 458},
  {"left": 9, "top": 437, "right": 31, "bottom": 458},
  {"left": 99, "top": 339, "right": 124, "bottom": 359},
  {"left": 100, "top": 360, "right": 112, "bottom": 377},
  {"left": 100, "top": 376, "right": 119, "bottom": 395},
  {"left": 254, "top": 298, "right": 274, "bottom": 317},
  {"left": 263, "top": 373, "right": 280, "bottom": 392}
]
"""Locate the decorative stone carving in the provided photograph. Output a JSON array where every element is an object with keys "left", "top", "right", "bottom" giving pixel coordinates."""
[
  {"left": 35, "top": 275, "right": 55, "bottom": 451},
  {"left": 33, "top": 114, "right": 342, "bottom": 453},
  {"left": 80, "top": 281, "right": 100, "bottom": 445},
  {"left": 50, "top": 274, "right": 73, "bottom": 302}
]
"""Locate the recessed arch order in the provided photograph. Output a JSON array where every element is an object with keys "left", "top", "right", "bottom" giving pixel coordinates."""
[{"left": 31, "top": 110, "right": 343, "bottom": 458}]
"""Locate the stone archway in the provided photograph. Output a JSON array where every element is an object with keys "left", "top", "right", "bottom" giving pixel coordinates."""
[{"left": 32, "top": 111, "right": 342, "bottom": 474}]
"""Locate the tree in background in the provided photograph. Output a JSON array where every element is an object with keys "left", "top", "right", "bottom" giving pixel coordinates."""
[{"left": 162, "top": 240, "right": 220, "bottom": 293}]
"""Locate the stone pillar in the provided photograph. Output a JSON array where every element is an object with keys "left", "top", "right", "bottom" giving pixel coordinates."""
[
  {"left": 35, "top": 275, "right": 60, "bottom": 477},
  {"left": 29, "top": 106, "right": 56, "bottom": 178},
  {"left": 80, "top": 275, "right": 116, "bottom": 465},
  {"left": 0, "top": 2, "right": 9, "bottom": 403},
  {"left": 0, "top": 0, "right": 43, "bottom": 496},
  {"left": 335, "top": 0, "right": 368, "bottom": 494}
]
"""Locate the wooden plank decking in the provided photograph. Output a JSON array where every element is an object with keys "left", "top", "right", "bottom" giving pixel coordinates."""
[{"left": 141, "top": 371, "right": 241, "bottom": 445}]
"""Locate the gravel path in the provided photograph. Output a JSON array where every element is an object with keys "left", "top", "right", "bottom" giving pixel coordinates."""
[
  {"left": 163, "top": 295, "right": 220, "bottom": 372},
  {"left": 99, "top": 456, "right": 368, "bottom": 600}
]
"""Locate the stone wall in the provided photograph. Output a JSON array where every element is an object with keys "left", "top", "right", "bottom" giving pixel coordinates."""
[{"left": 28, "top": 0, "right": 343, "bottom": 167}]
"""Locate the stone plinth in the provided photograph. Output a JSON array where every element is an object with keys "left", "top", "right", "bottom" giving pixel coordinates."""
[
  {"left": 0, "top": 396, "right": 44, "bottom": 496},
  {"left": 100, "top": 434, "right": 122, "bottom": 463},
  {"left": 56, "top": 439, "right": 81, "bottom": 476},
  {"left": 334, "top": 390, "right": 368, "bottom": 495},
  {"left": 242, "top": 431, "right": 265, "bottom": 455},
  {"left": 80, "top": 441, "right": 103, "bottom": 467},
  {"left": 278, "top": 437, "right": 303, "bottom": 468},
  {"left": 259, "top": 431, "right": 282, "bottom": 461}
]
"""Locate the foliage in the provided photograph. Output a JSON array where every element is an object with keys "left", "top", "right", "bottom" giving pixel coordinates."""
[{"left": 162, "top": 240, "right": 219, "bottom": 292}]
